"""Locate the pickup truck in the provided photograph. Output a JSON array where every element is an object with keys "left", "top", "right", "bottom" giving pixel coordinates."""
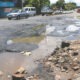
[{"left": 41, "top": 6, "right": 53, "bottom": 16}]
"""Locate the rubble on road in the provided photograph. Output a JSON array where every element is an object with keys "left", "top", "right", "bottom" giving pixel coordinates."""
[
  {"left": 12, "top": 67, "right": 27, "bottom": 80},
  {"left": 11, "top": 40, "right": 80, "bottom": 80},
  {"left": 17, "top": 67, "right": 26, "bottom": 74},
  {"left": 26, "top": 74, "right": 40, "bottom": 80},
  {"left": 42, "top": 40, "right": 80, "bottom": 80},
  {"left": 12, "top": 67, "right": 41, "bottom": 80},
  {"left": 21, "top": 51, "right": 32, "bottom": 56}
]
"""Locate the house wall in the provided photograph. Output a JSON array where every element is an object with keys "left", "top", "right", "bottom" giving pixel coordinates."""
[{"left": 0, "top": 1, "right": 15, "bottom": 17}]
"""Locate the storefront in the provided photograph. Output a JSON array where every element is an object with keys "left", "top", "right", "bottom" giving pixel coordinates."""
[{"left": 0, "top": 1, "right": 15, "bottom": 17}]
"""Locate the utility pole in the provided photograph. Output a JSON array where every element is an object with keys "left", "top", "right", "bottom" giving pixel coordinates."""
[{"left": 22, "top": 0, "right": 25, "bottom": 9}]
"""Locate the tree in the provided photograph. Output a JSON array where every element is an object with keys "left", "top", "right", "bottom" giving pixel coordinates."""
[
  {"left": 51, "top": 4, "right": 58, "bottom": 10},
  {"left": 25, "top": 0, "right": 50, "bottom": 14},
  {"left": 13, "top": 0, "right": 22, "bottom": 8},
  {"left": 56, "top": 0, "right": 65, "bottom": 10},
  {"left": 65, "top": 2, "right": 76, "bottom": 10}
]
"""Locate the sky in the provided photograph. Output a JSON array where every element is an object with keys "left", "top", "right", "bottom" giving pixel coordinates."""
[{"left": 50, "top": 0, "right": 80, "bottom": 6}]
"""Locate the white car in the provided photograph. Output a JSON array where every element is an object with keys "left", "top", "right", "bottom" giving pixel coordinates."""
[{"left": 23, "top": 7, "right": 36, "bottom": 16}]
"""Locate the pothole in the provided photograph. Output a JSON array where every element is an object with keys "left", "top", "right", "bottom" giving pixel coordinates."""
[{"left": 12, "top": 35, "right": 45, "bottom": 44}]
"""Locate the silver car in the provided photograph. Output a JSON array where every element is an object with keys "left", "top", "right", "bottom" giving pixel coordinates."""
[{"left": 7, "top": 9, "right": 28, "bottom": 20}]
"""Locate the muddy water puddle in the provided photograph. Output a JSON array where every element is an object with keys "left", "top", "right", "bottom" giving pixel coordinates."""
[{"left": 12, "top": 35, "right": 45, "bottom": 44}]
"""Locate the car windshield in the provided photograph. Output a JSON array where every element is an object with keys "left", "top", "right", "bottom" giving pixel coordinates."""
[
  {"left": 41, "top": 6, "right": 51, "bottom": 11},
  {"left": 10, "top": 10, "right": 19, "bottom": 13}
]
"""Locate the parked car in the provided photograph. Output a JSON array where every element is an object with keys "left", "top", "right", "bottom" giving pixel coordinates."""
[
  {"left": 23, "top": 7, "right": 36, "bottom": 16},
  {"left": 41, "top": 6, "right": 53, "bottom": 16},
  {"left": 7, "top": 9, "right": 28, "bottom": 20}
]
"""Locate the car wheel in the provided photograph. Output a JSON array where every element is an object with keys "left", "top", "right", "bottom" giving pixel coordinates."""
[
  {"left": 42, "top": 14, "right": 44, "bottom": 16},
  {"left": 34, "top": 14, "right": 36, "bottom": 16},
  {"left": 16, "top": 16, "right": 20, "bottom": 20},
  {"left": 8, "top": 17, "right": 12, "bottom": 20}
]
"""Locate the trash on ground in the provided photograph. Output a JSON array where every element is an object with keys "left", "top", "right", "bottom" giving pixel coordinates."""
[
  {"left": 21, "top": 51, "right": 32, "bottom": 56},
  {"left": 6, "top": 40, "right": 13, "bottom": 45}
]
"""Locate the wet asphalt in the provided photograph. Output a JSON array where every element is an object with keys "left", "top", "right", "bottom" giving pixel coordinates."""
[
  {"left": 0, "top": 15, "right": 80, "bottom": 52},
  {"left": 0, "top": 13, "right": 80, "bottom": 80}
]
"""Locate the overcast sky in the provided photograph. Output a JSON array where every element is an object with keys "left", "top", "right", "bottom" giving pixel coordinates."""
[{"left": 50, "top": 0, "right": 80, "bottom": 6}]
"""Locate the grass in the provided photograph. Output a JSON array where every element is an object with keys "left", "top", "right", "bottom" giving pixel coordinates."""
[{"left": 12, "top": 35, "right": 45, "bottom": 44}]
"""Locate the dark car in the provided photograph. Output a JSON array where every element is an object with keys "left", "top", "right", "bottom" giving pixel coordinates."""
[
  {"left": 41, "top": 6, "right": 53, "bottom": 16},
  {"left": 7, "top": 9, "right": 28, "bottom": 20}
]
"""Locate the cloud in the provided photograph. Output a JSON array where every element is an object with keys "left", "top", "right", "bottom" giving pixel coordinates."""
[{"left": 50, "top": 0, "right": 58, "bottom": 3}]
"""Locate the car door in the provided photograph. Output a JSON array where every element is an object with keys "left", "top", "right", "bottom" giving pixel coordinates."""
[
  {"left": 31, "top": 8, "right": 36, "bottom": 16},
  {"left": 20, "top": 10, "right": 26, "bottom": 17}
]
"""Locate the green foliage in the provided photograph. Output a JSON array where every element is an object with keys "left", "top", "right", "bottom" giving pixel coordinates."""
[
  {"left": 25, "top": 4, "right": 33, "bottom": 7},
  {"left": 14, "top": 0, "right": 50, "bottom": 13},
  {"left": 24, "top": 0, "right": 50, "bottom": 14},
  {"left": 56, "top": 0, "right": 65, "bottom": 9},
  {"left": 51, "top": 0, "right": 77, "bottom": 10},
  {"left": 51, "top": 4, "right": 58, "bottom": 10},
  {"left": 15, "top": 0, "right": 22, "bottom": 8},
  {"left": 65, "top": 2, "right": 76, "bottom": 10}
]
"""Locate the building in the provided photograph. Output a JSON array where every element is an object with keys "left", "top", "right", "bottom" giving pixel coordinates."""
[{"left": 0, "top": 0, "right": 15, "bottom": 17}]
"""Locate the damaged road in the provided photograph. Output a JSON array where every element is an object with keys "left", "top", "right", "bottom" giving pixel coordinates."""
[
  {"left": 41, "top": 40, "right": 80, "bottom": 80},
  {"left": 0, "top": 12, "right": 80, "bottom": 80}
]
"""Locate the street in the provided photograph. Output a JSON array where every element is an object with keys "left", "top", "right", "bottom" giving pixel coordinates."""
[{"left": 0, "top": 12, "right": 80, "bottom": 80}]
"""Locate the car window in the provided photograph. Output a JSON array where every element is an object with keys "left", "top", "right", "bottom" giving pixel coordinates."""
[
  {"left": 42, "top": 6, "right": 51, "bottom": 10},
  {"left": 10, "top": 10, "right": 19, "bottom": 13},
  {"left": 25, "top": 8, "right": 28, "bottom": 11}
]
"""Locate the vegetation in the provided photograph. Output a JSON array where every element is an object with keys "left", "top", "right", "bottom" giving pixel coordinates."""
[
  {"left": 56, "top": 0, "right": 65, "bottom": 10},
  {"left": 14, "top": 0, "right": 50, "bottom": 14},
  {"left": 25, "top": 0, "right": 50, "bottom": 14},
  {"left": 51, "top": 4, "right": 58, "bottom": 10},
  {"left": 51, "top": 0, "right": 77, "bottom": 10},
  {"left": 2, "top": 0, "right": 77, "bottom": 11},
  {"left": 65, "top": 2, "right": 76, "bottom": 10}
]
